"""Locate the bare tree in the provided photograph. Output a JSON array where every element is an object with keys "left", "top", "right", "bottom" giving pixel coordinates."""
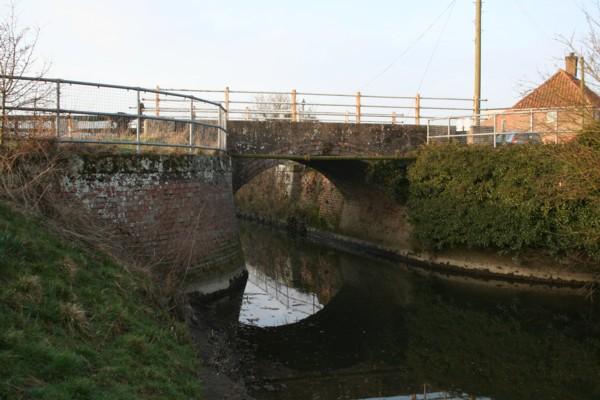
[
  {"left": 252, "top": 93, "right": 291, "bottom": 121},
  {"left": 577, "top": 1, "right": 600, "bottom": 91},
  {"left": 0, "top": 1, "right": 50, "bottom": 143}
]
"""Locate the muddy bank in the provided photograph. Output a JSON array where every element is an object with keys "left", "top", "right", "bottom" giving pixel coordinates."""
[{"left": 238, "top": 212, "right": 598, "bottom": 288}]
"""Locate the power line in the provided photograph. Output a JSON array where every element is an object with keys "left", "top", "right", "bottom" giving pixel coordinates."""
[
  {"left": 362, "top": 0, "right": 458, "bottom": 89},
  {"left": 417, "top": 0, "right": 457, "bottom": 93},
  {"left": 511, "top": 0, "right": 552, "bottom": 40}
]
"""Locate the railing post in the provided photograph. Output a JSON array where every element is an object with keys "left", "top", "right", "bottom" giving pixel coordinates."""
[
  {"left": 355, "top": 91, "right": 361, "bottom": 124},
  {"left": 55, "top": 81, "right": 61, "bottom": 138},
  {"left": 493, "top": 113, "right": 497, "bottom": 148},
  {"left": 447, "top": 117, "right": 451, "bottom": 141},
  {"left": 218, "top": 107, "right": 223, "bottom": 150},
  {"left": 221, "top": 107, "right": 227, "bottom": 151},
  {"left": 189, "top": 99, "right": 194, "bottom": 153},
  {"left": 392, "top": 111, "right": 397, "bottom": 125},
  {"left": 224, "top": 86, "right": 230, "bottom": 120},
  {"left": 291, "top": 89, "right": 298, "bottom": 122},
  {"left": 415, "top": 93, "right": 421, "bottom": 126},
  {"left": 345, "top": 111, "right": 349, "bottom": 124},
  {"left": 155, "top": 85, "right": 160, "bottom": 117},
  {"left": 426, "top": 119, "right": 430, "bottom": 144},
  {"left": 136, "top": 89, "right": 141, "bottom": 154}
]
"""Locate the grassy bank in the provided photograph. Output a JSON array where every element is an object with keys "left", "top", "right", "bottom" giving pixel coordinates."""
[{"left": 0, "top": 202, "right": 203, "bottom": 399}]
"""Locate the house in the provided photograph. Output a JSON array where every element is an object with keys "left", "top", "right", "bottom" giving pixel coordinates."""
[{"left": 491, "top": 53, "right": 600, "bottom": 143}]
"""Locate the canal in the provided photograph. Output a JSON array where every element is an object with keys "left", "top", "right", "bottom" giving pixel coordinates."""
[{"left": 189, "top": 220, "right": 600, "bottom": 400}]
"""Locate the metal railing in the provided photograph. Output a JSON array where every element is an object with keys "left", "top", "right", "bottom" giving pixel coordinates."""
[
  {"left": 426, "top": 107, "right": 597, "bottom": 146},
  {"left": 0, "top": 75, "right": 228, "bottom": 152},
  {"left": 141, "top": 87, "right": 486, "bottom": 125}
]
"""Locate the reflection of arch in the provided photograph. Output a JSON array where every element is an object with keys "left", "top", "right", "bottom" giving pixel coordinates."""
[
  {"left": 239, "top": 284, "right": 408, "bottom": 372},
  {"left": 239, "top": 263, "right": 325, "bottom": 327}
]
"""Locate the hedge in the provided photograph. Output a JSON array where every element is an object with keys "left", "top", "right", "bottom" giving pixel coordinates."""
[{"left": 369, "top": 140, "right": 600, "bottom": 264}]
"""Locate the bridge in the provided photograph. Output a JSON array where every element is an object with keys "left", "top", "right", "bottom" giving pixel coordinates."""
[{"left": 0, "top": 75, "right": 449, "bottom": 293}]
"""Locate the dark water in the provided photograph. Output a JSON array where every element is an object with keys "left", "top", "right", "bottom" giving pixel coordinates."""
[{"left": 195, "top": 220, "right": 600, "bottom": 400}]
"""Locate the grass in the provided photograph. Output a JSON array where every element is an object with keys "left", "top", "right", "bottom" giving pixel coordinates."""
[{"left": 0, "top": 201, "right": 203, "bottom": 399}]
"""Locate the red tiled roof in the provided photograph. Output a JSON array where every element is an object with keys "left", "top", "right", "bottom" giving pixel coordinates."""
[{"left": 512, "top": 69, "right": 600, "bottom": 109}]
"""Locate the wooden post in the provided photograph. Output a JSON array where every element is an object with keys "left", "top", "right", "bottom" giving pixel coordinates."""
[
  {"left": 224, "top": 86, "right": 230, "bottom": 120},
  {"left": 291, "top": 89, "right": 298, "bottom": 122},
  {"left": 67, "top": 114, "right": 73, "bottom": 137},
  {"left": 473, "top": 0, "right": 482, "bottom": 119},
  {"left": 391, "top": 111, "right": 397, "bottom": 125},
  {"left": 155, "top": 85, "right": 160, "bottom": 117},
  {"left": 415, "top": 93, "right": 421, "bottom": 126},
  {"left": 355, "top": 91, "right": 361, "bottom": 124}
]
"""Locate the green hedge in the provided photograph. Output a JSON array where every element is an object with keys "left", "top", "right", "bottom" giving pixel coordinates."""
[{"left": 371, "top": 140, "right": 600, "bottom": 264}]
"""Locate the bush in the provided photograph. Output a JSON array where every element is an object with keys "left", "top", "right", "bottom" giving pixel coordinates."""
[
  {"left": 366, "top": 160, "right": 411, "bottom": 204},
  {"left": 376, "top": 143, "right": 600, "bottom": 264},
  {"left": 577, "top": 121, "right": 600, "bottom": 150}
]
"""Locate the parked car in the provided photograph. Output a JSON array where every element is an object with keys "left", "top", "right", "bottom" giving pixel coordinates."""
[{"left": 495, "top": 132, "right": 542, "bottom": 145}]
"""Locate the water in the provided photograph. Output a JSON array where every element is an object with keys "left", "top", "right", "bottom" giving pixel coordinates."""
[{"left": 192, "top": 220, "right": 600, "bottom": 400}]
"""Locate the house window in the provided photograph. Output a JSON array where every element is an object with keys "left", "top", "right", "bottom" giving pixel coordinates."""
[{"left": 546, "top": 111, "right": 558, "bottom": 124}]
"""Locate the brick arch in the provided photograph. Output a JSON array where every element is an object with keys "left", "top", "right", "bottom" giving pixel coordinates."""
[
  {"left": 231, "top": 135, "right": 376, "bottom": 195},
  {"left": 232, "top": 157, "right": 369, "bottom": 198}
]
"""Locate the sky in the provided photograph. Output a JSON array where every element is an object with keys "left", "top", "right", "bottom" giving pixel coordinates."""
[{"left": 12, "top": 0, "right": 596, "bottom": 108}]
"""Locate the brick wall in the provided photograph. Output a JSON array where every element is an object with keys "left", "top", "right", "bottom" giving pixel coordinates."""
[{"left": 59, "top": 153, "right": 244, "bottom": 292}]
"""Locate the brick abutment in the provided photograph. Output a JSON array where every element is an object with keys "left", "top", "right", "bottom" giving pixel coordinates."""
[{"left": 59, "top": 153, "right": 245, "bottom": 293}]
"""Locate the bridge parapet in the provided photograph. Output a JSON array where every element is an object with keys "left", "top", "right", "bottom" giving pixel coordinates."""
[{"left": 227, "top": 120, "right": 426, "bottom": 158}]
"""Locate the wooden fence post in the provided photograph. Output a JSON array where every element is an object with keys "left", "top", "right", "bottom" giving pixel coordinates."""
[
  {"left": 291, "top": 89, "right": 298, "bottom": 122},
  {"left": 155, "top": 85, "right": 160, "bottom": 117},
  {"left": 392, "top": 111, "right": 397, "bottom": 125},
  {"left": 224, "top": 86, "right": 230, "bottom": 120},
  {"left": 415, "top": 93, "right": 421, "bottom": 126},
  {"left": 356, "top": 91, "right": 361, "bottom": 124}
]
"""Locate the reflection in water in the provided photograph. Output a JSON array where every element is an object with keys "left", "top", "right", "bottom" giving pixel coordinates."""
[
  {"left": 193, "top": 220, "right": 600, "bottom": 400},
  {"left": 239, "top": 263, "right": 325, "bottom": 327}
]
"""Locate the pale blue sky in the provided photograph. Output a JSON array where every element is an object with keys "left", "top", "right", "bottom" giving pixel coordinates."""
[{"left": 15, "top": 0, "right": 595, "bottom": 107}]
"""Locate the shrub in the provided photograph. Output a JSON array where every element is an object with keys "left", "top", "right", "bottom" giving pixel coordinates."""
[{"left": 375, "top": 143, "right": 600, "bottom": 265}]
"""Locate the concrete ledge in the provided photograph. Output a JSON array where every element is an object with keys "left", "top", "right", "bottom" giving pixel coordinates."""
[{"left": 238, "top": 213, "right": 598, "bottom": 288}]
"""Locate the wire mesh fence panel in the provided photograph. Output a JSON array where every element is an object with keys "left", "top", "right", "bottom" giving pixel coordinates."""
[
  {"left": 1, "top": 76, "right": 228, "bottom": 152},
  {"left": 427, "top": 108, "right": 594, "bottom": 146}
]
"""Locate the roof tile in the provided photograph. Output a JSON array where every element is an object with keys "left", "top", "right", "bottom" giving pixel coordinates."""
[{"left": 512, "top": 69, "right": 600, "bottom": 109}]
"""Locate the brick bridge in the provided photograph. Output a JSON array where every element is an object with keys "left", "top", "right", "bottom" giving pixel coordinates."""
[
  {"left": 226, "top": 120, "right": 425, "bottom": 247},
  {"left": 226, "top": 120, "right": 426, "bottom": 193}
]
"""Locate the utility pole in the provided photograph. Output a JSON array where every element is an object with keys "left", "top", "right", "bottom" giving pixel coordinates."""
[{"left": 474, "top": 0, "right": 482, "bottom": 122}]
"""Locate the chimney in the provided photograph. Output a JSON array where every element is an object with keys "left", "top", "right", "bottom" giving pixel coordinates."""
[{"left": 565, "top": 52, "right": 578, "bottom": 76}]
